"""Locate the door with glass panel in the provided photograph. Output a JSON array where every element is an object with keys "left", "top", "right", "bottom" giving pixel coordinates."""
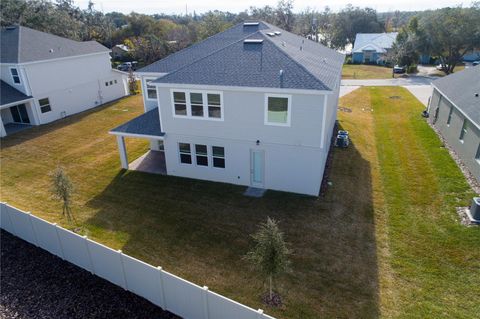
[
  {"left": 250, "top": 150, "right": 265, "bottom": 188},
  {"left": 9, "top": 104, "right": 30, "bottom": 124}
]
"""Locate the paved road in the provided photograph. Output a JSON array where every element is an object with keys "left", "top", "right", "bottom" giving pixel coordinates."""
[{"left": 340, "top": 75, "right": 434, "bottom": 106}]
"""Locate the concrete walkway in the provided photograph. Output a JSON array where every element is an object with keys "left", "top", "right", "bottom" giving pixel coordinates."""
[
  {"left": 340, "top": 75, "right": 434, "bottom": 106},
  {"left": 129, "top": 150, "right": 166, "bottom": 175}
]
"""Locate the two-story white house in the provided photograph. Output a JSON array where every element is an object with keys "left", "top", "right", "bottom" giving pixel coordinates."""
[
  {"left": 110, "top": 22, "right": 344, "bottom": 196},
  {"left": 0, "top": 26, "right": 129, "bottom": 137}
]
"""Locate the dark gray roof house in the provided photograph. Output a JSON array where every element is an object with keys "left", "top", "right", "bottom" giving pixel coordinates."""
[
  {"left": 0, "top": 25, "right": 109, "bottom": 64},
  {"left": 428, "top": 65, "right": 480, "bottom": 184},
  {"left": 139, "top": 21, "right": 345, "bottom": 91}
]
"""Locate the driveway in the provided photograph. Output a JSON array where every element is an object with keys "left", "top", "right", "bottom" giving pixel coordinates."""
[{"left": 340, "top": 75, "right": 434, "bottom": 106}]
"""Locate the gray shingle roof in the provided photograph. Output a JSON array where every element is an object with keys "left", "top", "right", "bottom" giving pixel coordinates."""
[
  {"left": 352, "top": 33, "right": 398, "bottom": 53},
  {"left": 142, "top": 22, "right": 344, "bottom": 91},
  {"left": 110, "top": 108, "right": 164, "bottom": 137},
  {"left": 1, "top": 26, "right": 109, "bottom": 64},
  {"left": 433, "top": 66, "right": 480, "bottom": 126},
  {"left": 0, "top": 80, "right": 32, "bottom": 106}
]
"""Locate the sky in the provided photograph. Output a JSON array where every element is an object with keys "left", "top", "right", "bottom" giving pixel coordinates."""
[{"left": 76, "top": 0, "right": 470, "bottom": 15}]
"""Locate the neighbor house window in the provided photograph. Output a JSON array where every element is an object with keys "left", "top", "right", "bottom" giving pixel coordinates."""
[
  {"left": 212, "top": 146, "right": 225, "bottom": 168},
  {"left": 207, "top": 93, "right": 221, "bottom": 118},
  {"left": 447, "top": 105, "right": 453, "bottom": 125},
  {"left": 10, "top": 68, "right": 20, "bottom": 84},
  {"left": 195, "top": 144, "right": 208, "bottom": 166},
  {"left": 173, "top": 92, "right": 187, "bottom": 115},
  {"left": 265, "top": 94, "right": 290, "bottom": 126},
  {"left": 39, "top": 98, "right": 51, "bottom": 113},
  {"left": 476, "top": 144, "right": 480, "bottom": 163},
  {"left": 171, "top": 90, "right": 223, "bottom": 120},
  {"left": 459, "top": 119, "right": 468, "bottom": 141},
  {"left": 145, "top": 79, "right": 157, "bottom": 99},
  {"left": 179, "top": 143, "right": 192, "bottom": 164},
  {"left": 190, "top": 93, "right": 204, "bottom": 117}
]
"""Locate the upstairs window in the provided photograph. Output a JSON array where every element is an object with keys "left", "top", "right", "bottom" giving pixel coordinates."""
[
  {"left": 179, "top": 143, "right": 192, "bottom": 164},
  {"left": 172, "top": 90, "right": 223, "bottom": 120},
  {"left": 10, "top": 68, "right": 20, "bottom": 84},
  {"left": 190, "top": 93, "right": 204, "bottom": 117},
  {"left": 39, "top": 98, "right": 51, "bottom": 113},
  {"left": 173, "top": 92, "right": 187, "bottom": 116},
  {"left": 145, "top": 79, "right": 157, "bottom": 99},
  {"left": 208, "top": 93, "right": 221, "bottom": 118},
  {"left": 265, "top": 94, "right": 291, "bottom": 126},
  {"left": 459, "top": 119, "right": 468, "bottom": 142}
]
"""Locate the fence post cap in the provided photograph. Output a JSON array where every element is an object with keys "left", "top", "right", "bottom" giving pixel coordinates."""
[
  {"left": 203, "top": 285, "right": 209, "bottom": 290},
  {"left": 157, "top": 266, "right": 162, "bottom": 270},
  {"left": 83, "top": 235, "right": 88, "bottom": 239},
  {"left": 118, "top": 249, "right": 122, "bottom": 253},
  {"left": 257, "top": 309, "right": 264, "bottom": 314}
]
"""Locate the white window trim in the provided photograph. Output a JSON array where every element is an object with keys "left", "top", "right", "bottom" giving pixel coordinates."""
[
  {"left": 211, "top": 145, "right": 226, "bottom": 169},
  {"left": 9, "top": 67, "right": 21, "bottom": 85},
  {"left": 144, "top": 77, "right": 158, "bottom": 101},
  {"left": 38, "top": 97, "right": 52, "bottom": 113},
  {"left": 194, "top": 143, "right": 209, "bottom": 167},
  {"left": 264, "top": 93, "right": 292, "bottom": 127},
  {"left": 178, "top": 142, "right": 193, "bottom": 165},
  {"left": 170, "top": 89, "right": 224, "bottom": 121}
]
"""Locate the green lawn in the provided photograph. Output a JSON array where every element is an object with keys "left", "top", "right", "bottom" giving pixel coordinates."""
[
  {"left": 342, "top": 64, "right": 393, "bottom": 79},
  {"left": 1, "top": 88, "right": 478, "bottom": 318}
]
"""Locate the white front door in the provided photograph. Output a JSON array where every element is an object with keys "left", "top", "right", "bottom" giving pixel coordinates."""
[{"left": 250, "top": 150, "right": 265, "bottom": 188}]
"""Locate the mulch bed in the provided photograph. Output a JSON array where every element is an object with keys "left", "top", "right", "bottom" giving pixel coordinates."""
[{"left": 0, "top": 230, "right": 179, "bottom": 319}]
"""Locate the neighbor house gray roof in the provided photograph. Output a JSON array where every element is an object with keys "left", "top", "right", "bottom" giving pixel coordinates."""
[
  {"left": 1, "top": 26, "right": 110, "bottom": 64},
  {"left": 0, "top": 80, "right": 33, "bottom": 106},
  {"left": 433, "top": 65, "right": 480, "bottom": 126},
  {"left": 352, "top": 33, "right": 398, "bottom": 53},
  {"left": 141, "top": 22, "right": 344, "bottom": 91},
  {"left": 110, "top": 108, "right": 164, "bottom": 137}
]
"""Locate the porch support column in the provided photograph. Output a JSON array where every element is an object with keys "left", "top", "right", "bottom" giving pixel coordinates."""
[
  {"left": 0, "top": 116, "right": 6, "bottom": 138},
  {"left": 116, "top": 135, "right": 128, "bottom": 169}
]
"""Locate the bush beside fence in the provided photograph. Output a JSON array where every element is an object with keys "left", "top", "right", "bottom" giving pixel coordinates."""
[{"left": 0, "top": 202, "right": 275, "bottom": 319}]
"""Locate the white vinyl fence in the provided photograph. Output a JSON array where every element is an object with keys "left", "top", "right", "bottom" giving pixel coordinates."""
[{"left": 0, "top": 202, "right": 275, "bottom": 319}]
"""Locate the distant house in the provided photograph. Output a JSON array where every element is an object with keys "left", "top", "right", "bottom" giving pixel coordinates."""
[
  {"left": 428, "top": 66, "right": 480, "bottom": 182},
  {"left": 110, "top": 21, "right": 345, "bottom": 196},
  {"left": 0, "top": 26, "right": 129, "bottom": 137},
  {"left": 111, "top": 44, "right": 130, "bottom": 59},
  {"left": 352, "top": 32, "right": 398, "bottom": 64}
]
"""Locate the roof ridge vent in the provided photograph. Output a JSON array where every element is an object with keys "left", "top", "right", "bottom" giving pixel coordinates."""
[
  {"left": 244, "top": 22, "right": 259, "bottom": 26},
  {"left": 5, "top": 26, "right": 17, "bottom": 30},
  {"left": 244, "top": 39, "right": 263, "bottom": 44},
  {"left": 266, "top": 32, "right": 275, "bottom": 37},
  {"left": 274, "top": 31, "right": 281, "bottom": 35}
]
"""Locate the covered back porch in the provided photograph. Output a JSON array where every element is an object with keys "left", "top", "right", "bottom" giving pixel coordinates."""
[
  {"left": 0, "top": 80, "right": 36, "bottom": 137},
  {"left": 109, "top": 108, "right": 166, "bottom": 175}
]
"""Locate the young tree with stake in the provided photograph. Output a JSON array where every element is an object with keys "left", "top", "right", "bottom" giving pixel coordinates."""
[
  {"left": 246, "top": 217, "right": 291, "bottom": 305},
  {"left": 51, "top": 166, "right": 75, "bottom": 221}
]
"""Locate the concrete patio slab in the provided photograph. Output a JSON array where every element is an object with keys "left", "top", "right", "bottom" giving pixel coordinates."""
[{"left": 129, "top": 150, "right": 166, "bottom": 175}]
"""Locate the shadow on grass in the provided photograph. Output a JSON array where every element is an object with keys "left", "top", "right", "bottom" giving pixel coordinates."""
[{"left": 84, "top": 130, "right": 379, "bottom": 318}]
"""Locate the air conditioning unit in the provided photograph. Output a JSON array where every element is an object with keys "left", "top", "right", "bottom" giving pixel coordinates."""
[{"left": 469, "top": 197, "right": 480, "bottom": 221}]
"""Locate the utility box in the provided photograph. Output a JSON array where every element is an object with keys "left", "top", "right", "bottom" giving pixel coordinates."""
[{"left": 469, "top": 197, "right": 480, "bottom": 221}]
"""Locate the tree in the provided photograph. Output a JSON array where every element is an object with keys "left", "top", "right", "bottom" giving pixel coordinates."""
[
  {"left": 419, "top": 6, "right": 480, "bottom": 74},
  {"left": 393, "top": 5, "right": 480, "bottom": 74},
  {"left": 128, "top": 68, "right": 138, "bottom": 95},
  {"left": 274, "top": 0, "right": 295, "bottom": 31},
  {"left": 245, "top": 217, "right": 291, "bottom": 304},
  {"left": 329, "top": 5, "right": 384, "bottom": 49},
  {"left": 51, "top": 166, "right": 74, "bottom": 221},
  {"left": 389, "top": 17, "right": 421, "bottom": 67}
]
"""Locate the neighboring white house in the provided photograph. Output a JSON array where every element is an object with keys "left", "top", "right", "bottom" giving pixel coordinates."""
[
  {"left": 110, "top": 21, "right": 344, "bottom": 196},
  {"left": 0, "top": 25, "right": 129, "bottom": 137},
  {"left": 352, "top": 32, "right": 398, "bottom": 64}
]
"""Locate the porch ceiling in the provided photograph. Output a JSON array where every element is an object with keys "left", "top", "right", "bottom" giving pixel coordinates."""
[{"left": 109, "top": 108, "right": 165, "bottom": 139}]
